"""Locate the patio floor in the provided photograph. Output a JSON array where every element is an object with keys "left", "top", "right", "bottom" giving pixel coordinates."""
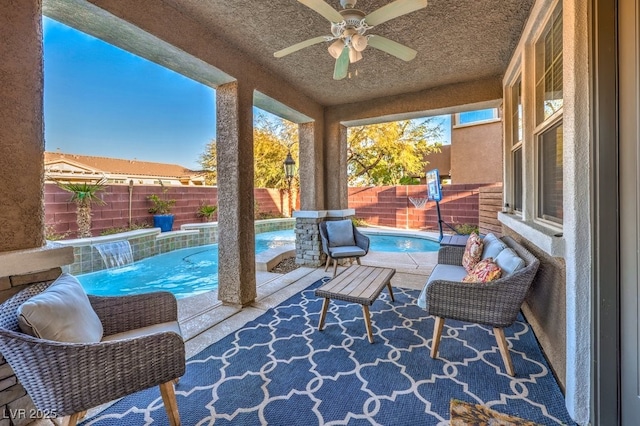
[
  {"left": 178, "top": 249, "right": 438, "bottom": 358},
  {"left": 55, "top": 246, "right": 571, "bottom": 425}
]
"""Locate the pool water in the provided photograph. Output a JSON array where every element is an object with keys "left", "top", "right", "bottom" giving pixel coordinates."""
[{"left": 78, "top": 229, "right": 437, "bottom": 299}]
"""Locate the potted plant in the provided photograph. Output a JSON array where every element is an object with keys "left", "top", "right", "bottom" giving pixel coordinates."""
[
  {"left": 196, "top": 202, "right": 217, "bottom": 222},
  {"left": 148, "top": 188, "right": 176, "bottom": 232}
]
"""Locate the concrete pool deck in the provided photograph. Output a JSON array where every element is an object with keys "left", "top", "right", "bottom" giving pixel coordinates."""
[{"left": 177, "top": 247, "right": 438, "bottom": 358}]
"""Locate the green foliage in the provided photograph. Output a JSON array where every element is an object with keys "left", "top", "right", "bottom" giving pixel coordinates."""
[
  {"left": 148, "top": 185, "right": 176, "bottom": 215},
  {"left": 454, "top": 223, "right": 480, "bottom": 235},
  {"left": 351, "top": 217, "right": 368, "bottom": 227},
  {"left": 197, "top": 203, "right": 217, "bottom": 222},
  {"left": 347, "top": 118, "right": 444, "bottom": 186},
  {"left": 199, "top": 112, "right": 299, "bottom": 189},
  {"left": 100, "top": 222, "right": 151, "bottom": 236},
  {"left": 53, "top": 177, "right": 107, "bottom": 239},
  {"left": 399, "top": 176, "right": 421, "bottom": 185},
  {"left": 199, "top": 140, "right": 218, "bottom": 185},
  {"left": 55, "top": 178, "right": 107, "bottom": 206}
]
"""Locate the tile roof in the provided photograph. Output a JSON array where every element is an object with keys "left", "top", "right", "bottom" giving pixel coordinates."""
[{"left": 45, "top": 152, "right": 201, "bottom": 178}]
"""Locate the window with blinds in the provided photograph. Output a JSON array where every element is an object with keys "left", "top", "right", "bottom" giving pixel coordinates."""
[{"left": 535, "top": 5, "right": 563, "bottom": 124}]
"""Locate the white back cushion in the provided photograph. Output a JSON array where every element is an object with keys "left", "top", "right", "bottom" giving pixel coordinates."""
[
  {"left": 494, "top": 247, "right": 526, "bottom": 276},
  {"left": 481, "top": 233, "right": 507, "bottom": 260},
  {"left": 18, "top": 273, "right": 103, "bottom": 343},
  {"left": 326, "top": 219, "right": 356, "bottom": 247}
]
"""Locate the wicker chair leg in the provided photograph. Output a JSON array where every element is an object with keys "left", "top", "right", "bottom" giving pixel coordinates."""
[
  {"left": 494, "top": 328, "right": 515, "bottom": 376},
  {"left": 159, "top": 381, "right": 181, "bottom": 426},
  {"left": 332, "top": 259, "right": 338, "bottom": 277},
  {"left": 324, "top": 256, "right": 331, "bottom": 272},
  {"left": 356, "top": 257, "right": 361, "bottom": 265},
  {"left": 62, "top": 413, "right": 82, "bottom": 426},
  {"left": 430, "top": 317, "right": 445, "bottom": 358}
]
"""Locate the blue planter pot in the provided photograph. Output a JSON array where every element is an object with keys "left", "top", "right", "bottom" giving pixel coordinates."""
[{"left": 153, "top": 214, "right": 174, "bottom": 232}]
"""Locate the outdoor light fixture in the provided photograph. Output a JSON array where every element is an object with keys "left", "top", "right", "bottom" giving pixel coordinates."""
[
  {"left": 283, "top": 151, "right": 296, "bottom": 217},
  {"left": 283, "top": 151, "right": 296, "bottom": 181}
]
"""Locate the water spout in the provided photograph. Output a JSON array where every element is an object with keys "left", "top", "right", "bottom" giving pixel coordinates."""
[{"left": 94, "top": 240, "right": 134, "bottom": 269}]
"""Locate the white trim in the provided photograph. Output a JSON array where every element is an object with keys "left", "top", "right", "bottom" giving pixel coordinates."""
[{"left": 498, "top": 212, "right": 565, "bottom": 257}]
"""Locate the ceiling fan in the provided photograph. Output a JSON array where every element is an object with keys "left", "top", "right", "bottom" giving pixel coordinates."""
[{"left": 274, "top": 0, "right": 428, "bottom": 80}]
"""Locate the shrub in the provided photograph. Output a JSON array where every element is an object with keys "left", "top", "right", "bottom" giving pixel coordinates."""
[
  {"left": 454, "top": 223, "right": 479, "bottom": 235},
  {"left": 197, "top": 203, "right": 217, "bottom": 222},
  {"left": 351, "top": 217, "right": 368, "bottom": 227}
]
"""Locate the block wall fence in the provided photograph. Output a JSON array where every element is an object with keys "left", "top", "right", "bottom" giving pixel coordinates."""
[
  {"left": 44, "top": 183, "right": 288, "bottom": 238},
  {"left": 348, "top": 183, "right": 497, "bottom": 230},
  {"left": 45, "top": 182, "right": 501, "bottom": 238}
]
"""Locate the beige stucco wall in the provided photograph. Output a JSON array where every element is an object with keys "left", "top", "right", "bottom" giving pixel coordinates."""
[
  {"left": 451, "top": 121, "right": 503, "bottom": 184},
  {"left": 0, "top": 0, "right": 46, "bottom": 252}
]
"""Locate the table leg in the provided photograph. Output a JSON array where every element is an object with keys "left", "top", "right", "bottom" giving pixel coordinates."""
[
  {"left": 318, "top": 298, "right": 330, "bottom": 331},
  {"left": 362, "top": 305, "right": 374, "bottom": 343},
  {"left": 386, "top": 282, "right": 395, "bottom": 302}
]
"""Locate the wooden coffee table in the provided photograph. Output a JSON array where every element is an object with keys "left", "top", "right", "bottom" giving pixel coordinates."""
[{"left": 315, "top": 265, "right": 396, "bottom": 343}]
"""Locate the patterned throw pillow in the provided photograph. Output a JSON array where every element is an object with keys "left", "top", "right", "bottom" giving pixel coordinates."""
[
  {"left": 462, "top": 233, "right": 484, "bottom": 272},
  {"left": 462, "top": 258, "right": 503, "bottom": 283}
]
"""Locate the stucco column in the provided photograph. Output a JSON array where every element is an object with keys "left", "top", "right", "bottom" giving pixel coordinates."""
[
  {"left": 298, "top": 121, "right": 325, "bottom": 210},
  {"left": 0, "top": 0, "right": 46, "bottom": 252},
  {"left": 324, "top": 117, "right": 349, "bottom": 210},
  {"left": 562, "top": 0, "right": 591, "bottom": 422},
  {"left": 216, "top": 81, "right": 256, "bottom": 306}
]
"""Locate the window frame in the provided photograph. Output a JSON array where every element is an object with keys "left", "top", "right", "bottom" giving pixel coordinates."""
[
  {"left": 452, "top": 108, "right": 500, "bottom": 128},
  {"left": 534, "top": 115, "right": 564, "bottom": 227},
  {"left": 532, "top": 1, "right": 563, "bottom": 229},
  {"left": 509, "top": 77, "right": 523, "bottom": 213}
]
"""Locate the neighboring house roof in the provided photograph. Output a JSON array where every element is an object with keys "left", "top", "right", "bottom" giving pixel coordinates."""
[{"left": 44, "top": 152, "right": 206, "bottom": 185}]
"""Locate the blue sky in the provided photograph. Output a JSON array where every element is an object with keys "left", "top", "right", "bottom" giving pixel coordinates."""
[
  {"left": 43, "top": 17, "right": 451, "bottom": 170},
  {"left": 43, "top": 17, "right": 216, "bottom": 169}
]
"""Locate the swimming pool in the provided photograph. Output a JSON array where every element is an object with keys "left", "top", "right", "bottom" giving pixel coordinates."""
[{"left": 79, "top": 229, "right": 438, "bottom": 299}]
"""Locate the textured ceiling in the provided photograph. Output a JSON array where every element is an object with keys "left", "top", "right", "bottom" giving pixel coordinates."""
[{"left": 163, "top": 0, "right": 534, "bottom": 106}]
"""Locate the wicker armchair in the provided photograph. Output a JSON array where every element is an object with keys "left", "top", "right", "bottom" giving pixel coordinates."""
[
  {"left": 423, "top": 236, "right": 540, "bottom": 376},
  {"left": 319, "top": 220, "right": 370, "bottom": 277},
  {"left": 0, "top": 279, "right": 185, "bottom": 426}
]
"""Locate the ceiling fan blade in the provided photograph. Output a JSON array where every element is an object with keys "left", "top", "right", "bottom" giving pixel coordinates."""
[
  {"left": 368, "top": 35, "right": 417, "bottom": 61},
  {"left": 298, "top": 0, "right": 344, "bottom": 23},
  {"left": 274, "top": 36, "right": 329, "bottom": 58},
  {"left": 333, "top": 47, "right": 349, "bottom": 80},
  {"left": 364, "top": 0, "right": 428, "bottom": 26}
]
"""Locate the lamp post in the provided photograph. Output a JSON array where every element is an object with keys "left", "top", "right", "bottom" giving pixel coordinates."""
[{"left": 283, "top": 151, "right": 296, "bottom": 217}]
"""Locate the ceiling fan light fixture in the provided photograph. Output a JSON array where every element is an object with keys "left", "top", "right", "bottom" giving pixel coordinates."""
[
  {"left": 328, "top": 40, "right": 344, "bottom": 59},
  {"left": 351, "top": 34, "right": 368, "bottom": 52},
  {"left": 349, "top": 48, "right": 363, "bottom": 63}
]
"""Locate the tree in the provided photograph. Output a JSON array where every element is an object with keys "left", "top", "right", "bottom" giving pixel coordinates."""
[
  {"left": 347, "top": 118, "right": 444, "bottom": 186},
  {"left": 199, "top": 141, "right": 217, "bottom": 185},
  {"left": 55, "top": 178, "right": 107, "bottom": 238},
  {"left": 198, "top": 113, "right": 299, "bottom": 189}
]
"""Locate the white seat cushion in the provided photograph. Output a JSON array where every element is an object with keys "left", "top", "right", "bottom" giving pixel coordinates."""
[
  {"left": 102, "top": 321, "right": 182, "bottom": 342},
  {"left": 417, "top": 264, "right": 468, "bottom": 309},
  {"left": 427, "top": 264, "right": 469, "bottom": 284},
  {"left": 17, "top": 273, "right": 104, "bottom": 343}
]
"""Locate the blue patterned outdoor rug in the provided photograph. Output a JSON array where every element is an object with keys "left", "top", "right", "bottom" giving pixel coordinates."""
[{"left": 83, "top": 278, "right": 575, "bottom": 425}]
